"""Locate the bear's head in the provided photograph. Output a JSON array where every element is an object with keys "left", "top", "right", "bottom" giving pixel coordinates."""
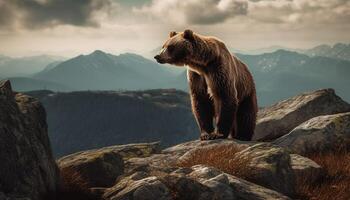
[{"left": 154, "top": 29, "right": 195, "bottom": 66}]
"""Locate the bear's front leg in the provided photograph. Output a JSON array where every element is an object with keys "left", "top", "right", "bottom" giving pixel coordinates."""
[
  {"left": 210, "top": 97, "right": 237, "bottom": 140},
  {"left": 188, "top": 71, "right": 215, "bottom": 141}
]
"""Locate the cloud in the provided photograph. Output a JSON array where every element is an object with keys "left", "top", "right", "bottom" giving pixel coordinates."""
[
  {"left": 0, "top": 0, "right": 111, "bottom": 30},
  {"left": 137, "top": 0, "right": 350, "bottom": 26},
  {"left": 136, "top": 0, "right": 248, "bottom": 25},
  {"left": 2, "top": 0, "right": 348, "bottom": 30},
  {"left": 248, "top": 0, "right": 350, "bottom": 24}
]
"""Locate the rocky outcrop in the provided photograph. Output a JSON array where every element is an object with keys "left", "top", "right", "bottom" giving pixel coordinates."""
[
  {"left": 274, "top": 112, "right": 350, "bottom": 155},
  {"left": 103, "top": 164, "right": 291, "bottom": 200},
  {"left": 57, "top": 143, "right": 160, "bottom": 188},
  {"left": 172, "top": 141, "right": 295, "bottom": 196},
  {"left": 254, "top": 89, "right": 350, "bottom": 141},
  {"left": 56, "top": 140, "right": 292, "bottom": 200},
  {"left": 0, "top": 80, "right": 59, "bottom": 200}
]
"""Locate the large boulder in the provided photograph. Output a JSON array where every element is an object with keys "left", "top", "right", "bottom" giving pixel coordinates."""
[
  {"left": 290, "top": 154, "right": 323, "bottom": 183},
  {"left": 58, "top": 149, "right": 124, "bottom": 187},
  {"left": 0, "top": 80, "right": 59, "bottom": 200},
  {"left": 188, "top": 165, "right": 291, "bottom": 200},
  {"left": 254, "top": 89, "right": 350, "bottom": 141},
  {"left": 64, "top": 142, "right": 161, "bottom": 161},
  {"left": 103, "top": 176, "right": 172, "bottom": 200},
  {"left": 274, "top": 112, "right": 350, "bottom": 155},
  {"left": 234, "top": 143, "right": 296, "bottom": 196}
]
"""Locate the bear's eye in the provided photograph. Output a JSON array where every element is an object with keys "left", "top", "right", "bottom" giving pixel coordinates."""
[{"left": 167, "top": 45, "right": 175, "bottom": 53}]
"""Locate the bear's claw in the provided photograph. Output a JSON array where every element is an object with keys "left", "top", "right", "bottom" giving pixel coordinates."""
[
  {"left": 200, "top": 133, "right": 211, "bottom": 140},
  {"left": 208, "top": 132, "right": 226, "bottom": 140}
]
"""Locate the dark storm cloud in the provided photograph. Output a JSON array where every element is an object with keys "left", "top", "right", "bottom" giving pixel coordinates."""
[
  {"left": 137, "top": 0, "right": 249, "bottom": 25},
  {"left": 0, "top": 0, "right": 111, "bottom": 29},
  {"left": 0, "top": 1, "right": 14, "bottom": 29},
  {"left": 185, "top": 0, "right": 248, "bottom": 25}
]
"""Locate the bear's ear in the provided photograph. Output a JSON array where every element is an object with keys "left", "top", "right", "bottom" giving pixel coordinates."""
[
  {"left": 169, "top": 31, "right": 177, "bottom": 38},
  {"left": 183, "top": 29, "right": 194, "bottom": 40}
]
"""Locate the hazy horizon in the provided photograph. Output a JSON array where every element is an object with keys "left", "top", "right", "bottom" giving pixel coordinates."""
[
  {"left": 0, "top": 0, "right": 349, "bottom": 57},
  {"left": 1, "top": 43, "right": 350, "bottom": 59}
]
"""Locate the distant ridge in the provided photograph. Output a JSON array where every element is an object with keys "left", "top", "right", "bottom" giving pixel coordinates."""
[
  {"left": 229, "top": 43, "right": 350, "bottom": 62},
  {"left": 33, "top": 50, "right": 176, "bottom": 91},
  {"left": 302, "top": 43, "right": 350, "bottom": 61},
  {"left": 26, "top": 89, "right": 197, "bottom": 157},
  {"left": 0, "top": 55, "right": 64, "bottom": 77},
  {"left": 238, "top": 50, "right": 350, "bottom": 105},
  {"left": 8, "top": 77, "right": 72, "bottom": 92}
]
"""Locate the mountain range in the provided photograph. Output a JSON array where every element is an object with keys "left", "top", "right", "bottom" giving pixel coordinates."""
[
  {"left": 230, "top": 45, "right": 296, "bottom": 55},
  {"left": 302, "top": 43, "right": 350, "bottom": 61},
  {"left": 231, "top": 43, "right": 350, "bottom": 62},
  {"left": 238, "top": 50, "right": 350, "bottom": 105},
  {"left": 1, "top": 43, "right": 350, "bottom": 106}
]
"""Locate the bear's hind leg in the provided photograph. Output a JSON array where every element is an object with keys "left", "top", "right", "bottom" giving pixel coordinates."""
[{"left": 235, "top": 95, "right": 258, "bottom": 141}]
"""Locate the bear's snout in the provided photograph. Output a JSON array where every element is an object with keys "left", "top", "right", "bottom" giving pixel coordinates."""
[
  {"left": 154, "top": 55, "right": 165, "bottom": 64},
  {"left": 154, "top": 55, "right": 160, "bottom": 60}
]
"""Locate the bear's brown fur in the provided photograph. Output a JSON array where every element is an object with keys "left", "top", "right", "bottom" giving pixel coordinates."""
[{"left": 154, "top": 29, "right": 257, "bottom": 141}]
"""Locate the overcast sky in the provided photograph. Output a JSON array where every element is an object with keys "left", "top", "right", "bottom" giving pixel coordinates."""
[{"left": 0, "top": 0, "right": 349, "bottom": 57}]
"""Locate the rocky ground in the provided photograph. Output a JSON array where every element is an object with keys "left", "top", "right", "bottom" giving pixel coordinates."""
[{"left": 0, "top": 80, "right": 349, "bottom": 200}]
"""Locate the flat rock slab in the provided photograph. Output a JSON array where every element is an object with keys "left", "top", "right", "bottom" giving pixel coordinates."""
[
  {"left": 104, "top": 176, "right": 172, "bottom": 200},
  {"left": 163, "top": 139, "right": 254, "bottom": 156},
  {"left": 254, "top": 89, "right": 350, "bottom": 141},
  {"left": 57, "top": 142, "right": 160, "bottom": 187},
  {"left": 274, "top": 112, "right": 350, "bottom": 155},
  {"left": 58, "top": 149, "right": 124, "bottom": 187}
]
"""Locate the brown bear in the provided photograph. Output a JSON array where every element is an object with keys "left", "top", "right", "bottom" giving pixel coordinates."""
[{"left": 154, "top": 29, "right": 257, "bottom": 141}]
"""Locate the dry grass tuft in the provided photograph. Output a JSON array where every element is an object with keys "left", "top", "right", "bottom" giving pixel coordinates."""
[
  {"left": 296, "top": 148, "right": 350, "bottom": 200},
  {"left": 177, "top": 145, "right": 253, "bottom": 180}
]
